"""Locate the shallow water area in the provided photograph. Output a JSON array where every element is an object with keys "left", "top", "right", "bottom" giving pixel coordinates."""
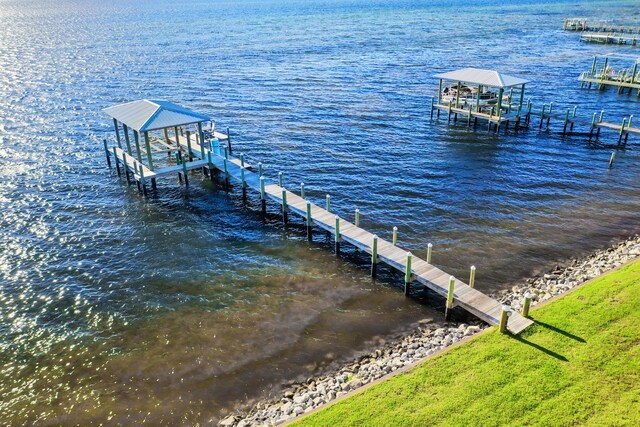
[{"left": 1, "top": 0, "right": 640, "bottom": 424}]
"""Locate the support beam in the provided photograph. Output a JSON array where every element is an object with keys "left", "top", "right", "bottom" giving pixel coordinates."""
[
  {"left": 113, "top": 119, "right": 122, "bottom": 149},
  {"left": 133, "top": 130, "right": 143, "bottom": 162},
  {"left": 143, "top": 131, "right": 154, "bottom": 169},
  {"left": 122, "top": 124, "right": 133, "bottom": 155}
]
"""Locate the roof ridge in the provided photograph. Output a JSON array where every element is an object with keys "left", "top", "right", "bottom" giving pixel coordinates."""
[
  {"left": 138, "top": 102, "right": 163, "bottom": 132},
  {"left": 493, "top": 70, "right": 506, "bottom": 88}
]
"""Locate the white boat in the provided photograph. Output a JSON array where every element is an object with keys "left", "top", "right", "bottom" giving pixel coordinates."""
[{"left": 441, "top": 85, "right": 499, "bottom": 108}]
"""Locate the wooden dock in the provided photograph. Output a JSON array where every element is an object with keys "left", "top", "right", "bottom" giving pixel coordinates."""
[
  {"left": 430, "top": 100, "right": 524, "bottom": 133},
  {"left": 580, "top": 33, "right": 639, "bottom": 46},
  {"left": 429, "top": 95, "right": 640, "bottom": 146},
  {"left": 578, "top": 56, "right": 640, "bottom": 96},
  {"left": 563, "top": 18, "right": 640, "bottom": 34},
  {"left": 104, "top": 132, "right": 533, "bottom": 335}
]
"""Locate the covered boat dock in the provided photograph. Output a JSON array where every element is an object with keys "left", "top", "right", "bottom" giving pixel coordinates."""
[{"left": 430, "top": 68, "right": 530, "bottom": 132}]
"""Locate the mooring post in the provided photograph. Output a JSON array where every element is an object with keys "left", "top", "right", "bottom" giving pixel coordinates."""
[
  {"left": 522, "top": 293, "right": 532, "bottom": 317},
  {"left": 281, "top": 187, "right": 288, "bottom": 224},
  {"left": 448, "top": 100, "right": 452, "bottom": 122},
  {"left": 589, "top": 112, "right": 597, "bottom": 140},
  {"left": 123, "top": 124, "right": 133, "bottom": 155},
  {"left": 355, "top": 208, "right": 360, "bottom": 227},
  {"left": 539, "top": 104, "right": 546, "bottom": 129},
  {"left": 371, "top": 235, "right": 378, "bottom": 278},
  {"left": 306, "top": 201, "right": 312, "bottom": 240},
  {"left": 227, "top": 127, "right": 232, "bottom": 155},
  {"left": 427, "top": 243, "right": 433, "bottom": 264},
  {"left": 618, "top": 118, "right": 627, "bottom": 145},
  {"left": 445, "top": 276, "right": 455, "bottom": 320},
  {"left": 335, "top": 215, "right": 341, "bottom": 256},
  {"left": 278, "top": 172, "right": 283, "bottom": 187},
  {"left": 132, "top": 160, "right": 140, "bottom": 191},
  {"left": 300, "top": 182, "right": 305, "bottom": 199},
  {"left": 186, "top": 131, "right": 193, "bottom": 161},
  {"left": 207, "top": 151, "right": 214, "bottom": 181},
  {"left": 175, "top": 152, "right": 182, "bottom": 184},
  {"left": 111, "top": 147, "right": 120, "bottom": 176},
  {"left": 241, "top": 153, "right": 245, "bottom": 168},
  {"left": 392, "top": 226, "right": 398, "bottom": 245},
  {"left": 122, "top": 151, "right": 130, "bottom": 184},
  {"left": 133, "top": 130, "right": 143, "bottom": 162},
  {"left": 258, "top": 162, "right": 263, "bottom": 177},
  {"left": 546, "top": 102, "right": 553, "bottom": 127},
  {"left": 430, "top": 96, "right": 435, "bottom": 119},
  {"left": 599, "top": 110, "right": 604, "bottom": 123},
  {"left": 326, "top": 194, "right": 330, "bottom": 212},
  {"left": 181, "top": 155, "right": 189, "bottom": 186},
  {"left": 499, "top": 306, "right": 510, "bottom": 333},
  {"left": 260, "top": 176, "right": 266, "bottom": 214},
  {"left": 563, "top": 108, "right": 570, "bottom": 134},
  {"left": 469, "top": 265, "right": 476, "bottom": 288},
  {"left": 404, "top": 252, "right": 413, "bottom": 296},
  {"left": 113, "top": 119, "right": 123, "bottom": 149},
  {"left": 103, "top": 139, "right": 112, "bottom": 168},
  {"left": 143, "top": 131, "right": 154, "bottom": 170},
  {"left": 139, "top": 163, "right": 147, "bottom": 196},
  {"left": 609, "top": 151, "right": 616, "bottom": 169},
  {"left": 241, "top": 167, "right": 247, "bottom": 203}
]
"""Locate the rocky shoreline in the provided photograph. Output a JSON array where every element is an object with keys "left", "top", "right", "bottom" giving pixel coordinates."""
[{"left": 220, "top": 235, "right": 640, "bottom": 427}]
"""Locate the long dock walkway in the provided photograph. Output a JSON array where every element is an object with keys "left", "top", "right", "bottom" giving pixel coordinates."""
[
  {"left": 106, "top": 134, "right": 534, "bottom": 335},
  {"left": 580, "top": 33, "right": 639, "bottom": 46}
]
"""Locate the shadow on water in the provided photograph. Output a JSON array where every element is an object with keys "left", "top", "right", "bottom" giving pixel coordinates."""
[{"left": 533, "top": 319, "right": 586, "bottom": 343}]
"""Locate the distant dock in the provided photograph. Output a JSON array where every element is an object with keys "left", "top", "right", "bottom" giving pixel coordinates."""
[
  {"left": 102, "top": 99, "right": 534, "bottom": 335},
  {"left": 578, "top": 56, "right": 640, "bottom": 95},
  {"left": 563, "top": 18, "right": 640, "bottom": 34},
  {"left": 580, "top": 33, "right": 639, "bottom": 46}
]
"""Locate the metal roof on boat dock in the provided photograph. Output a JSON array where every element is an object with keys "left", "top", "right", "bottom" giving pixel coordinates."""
[
  {"left": 102, "top": 99, "right": 210, "bottom": 132},
  {"left": 434, "top": 68, "right": 529, "bottom": 88}
]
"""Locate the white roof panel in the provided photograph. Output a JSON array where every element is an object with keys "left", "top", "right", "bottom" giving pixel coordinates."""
[
  {"left": 103, "top": 99, "right": 210, "bottom": 132},
  {"left": 434, "top": 68, "right": 529, "bottom": 88}
]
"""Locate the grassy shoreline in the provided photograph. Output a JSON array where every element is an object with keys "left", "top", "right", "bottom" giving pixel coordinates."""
[{"left": 292, "top": 259, "right": 640, "bottom": 427}]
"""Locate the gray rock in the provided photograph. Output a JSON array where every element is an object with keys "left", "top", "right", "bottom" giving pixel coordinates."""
[{"left": 219, "top": 415, "right": 237, "bottom": 427}]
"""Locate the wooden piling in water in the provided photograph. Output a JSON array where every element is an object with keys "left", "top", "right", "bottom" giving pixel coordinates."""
[
  {"left": 335, "top": 215, "right": 341, "bottom": 255},
  {"left": 445, "top": 276, "right": 455, "bottom": 320},
  {"left": 112, "top": 146, "right": 120, "bottom": 176},
  {"left": 281, "top": 187, "right": 288, "bottom": 224},
  {"left": 103, "top": 139, "right": 112, "bottom": 168},
  {"left": 404, "top": 252, "right": 412, "bottom": 296},
  {"left": 306, "top": 201, "right": 312, "bottom": 240},
  {"left": 371, "top": 234, "right": 378, "bottom": 278},
  {"left": 260, "top": 176, "right": 266, "bottom": 214}
]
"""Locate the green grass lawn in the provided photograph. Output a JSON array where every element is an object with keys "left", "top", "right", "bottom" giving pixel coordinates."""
[{"left": 292, "top": 260, "right": 640, "bottom": 427}]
